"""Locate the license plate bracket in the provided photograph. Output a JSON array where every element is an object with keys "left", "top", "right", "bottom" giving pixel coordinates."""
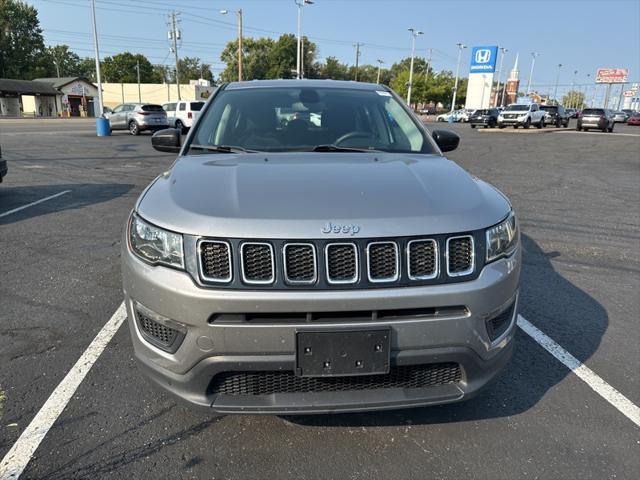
[{"left": 295, "top": 329, "right": 390, "bottom": 377}]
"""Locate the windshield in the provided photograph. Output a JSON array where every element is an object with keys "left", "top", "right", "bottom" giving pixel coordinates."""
[
  {"left": 540, "top": 106, "right": 557, "bottom": 112},
  {"left": 505, "top": 105, "right": 530, "bottom": 111},
  {"left": 475, "top": 109, "right": 490, "bottom": 115},
  {"left": 190, "top": 86, "right": 432, "bottom": 153}
]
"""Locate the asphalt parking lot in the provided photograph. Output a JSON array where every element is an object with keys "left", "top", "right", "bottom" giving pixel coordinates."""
[{"left": 0, "top": 118, "right": 638, "bottom": 479}]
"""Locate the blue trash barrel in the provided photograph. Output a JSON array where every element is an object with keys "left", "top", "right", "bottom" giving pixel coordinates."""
[
  {"left": 96, "top": 118, "right": 111, "bottom": 136},
  {"left": 447, "top": 115, "right": 455, "bottom": 124}
]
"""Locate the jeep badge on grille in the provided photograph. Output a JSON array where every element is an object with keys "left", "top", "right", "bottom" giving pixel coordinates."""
[{"left": 321, "top": 222, "right": 361, "bottom": 235}]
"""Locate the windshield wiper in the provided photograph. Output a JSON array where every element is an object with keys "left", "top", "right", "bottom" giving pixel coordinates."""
[
  {"left": 311, "top": 144, "right": 379, "bottom": 153},
  {"left": 189, "top": 144, "right": 259, "bottom": 153}
]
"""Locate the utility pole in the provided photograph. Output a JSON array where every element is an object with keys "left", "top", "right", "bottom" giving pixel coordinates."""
[
  {"left": 553, "top": 63, "right": 562, "bottom": 104},
  {"left": 425, "top": 47, "right": 433, "bottom": 80},
  {"left": 295, "top": 0, "right": 313, "bottom": 80},
  {"left": 90, "top": 0, "right": 104, "bottom": 117},
  {"left": 526, "top": 51, "right": 540, "bottom": 96},
  {"left": 238, "top": 9, "right": 243, "bottom": 81},
  {"left": 169, "top": 11, "right": 181, "bottom": 100},
  {"left": 494, "top": 47, "right": 508, "bottom": 107},
  {"left": 406, "top": 28, "right": 423, "bottom": 106},
  {"left": 569, "top": 70, "right": 578, "bottom": 108},
  {"left": 376, "top": 59, "right": 384, "bottom": 84},
  {"left": 450, "top": 42, "right": 466, "bottom": 113},
  {"left": 136, "top": 60, "right": 141, "bottom": 102},
  {"left": 53, "top": 59, "right": 61, "bottom": 78},
  {"left": 353, "top": 42, "right": 363, "bottom": 81}
]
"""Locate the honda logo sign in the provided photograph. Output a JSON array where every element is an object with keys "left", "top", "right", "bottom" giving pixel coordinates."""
[{"left": 469, "top": 46, "right": 498, "bottom": 73}]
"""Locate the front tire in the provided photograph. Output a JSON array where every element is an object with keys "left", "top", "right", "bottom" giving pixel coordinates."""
[
  {"left": 175, "top": 119, "right": 185, "bottom": 133},
  {"left": 608, "top": 123, "right": 614, "bottom": 133},
  {"left": 537, "top": 118, "right": 544, "bottom": 129},
  {"left": 523, "top": 118, "right": 531, "bottom": 129},
  {"left": 470, "top": 124, "right": 476, "bottom": 128},
  {"left": 129, "top": 121, "right": 140, "bottom": 136}
]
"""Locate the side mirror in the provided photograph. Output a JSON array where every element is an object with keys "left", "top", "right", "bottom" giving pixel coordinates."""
[
  {"left": 431, "top": 129, "right": 460, "bottom": 153},
  {"left": 152, "top": 128, "right": 181, "bottom": 153}
]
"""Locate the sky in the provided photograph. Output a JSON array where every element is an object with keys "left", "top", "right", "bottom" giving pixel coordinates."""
[{"left": 27, "top": 0, "right": 640, "bottom": 98}]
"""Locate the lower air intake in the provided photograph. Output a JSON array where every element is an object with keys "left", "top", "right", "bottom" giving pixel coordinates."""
[{"left": 209, "top": 363, "right": 462, "bottom": 396}]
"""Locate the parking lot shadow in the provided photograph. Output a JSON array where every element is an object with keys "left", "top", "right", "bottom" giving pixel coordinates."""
[
  {"left": 286, "top": 234, "right": 608, "bottom": 427},
  {"left": 0, "top": 183, "right": 134, "bottom": 226}
]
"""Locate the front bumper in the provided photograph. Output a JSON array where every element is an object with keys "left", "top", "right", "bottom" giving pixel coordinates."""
[
  {"left": 498, "top": 117, "right": 527, "bottom": 125},
  {"left": 122, "top": 243, "right": 521, "bottom": 413}
]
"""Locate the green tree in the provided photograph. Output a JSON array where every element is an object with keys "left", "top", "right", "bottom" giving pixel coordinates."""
[
  {"left": 177, "top": 57, "right": 213, "bottom": 82},
  {"left": 0, "top": 0, "right": 45, "bottom": 78},
  {"left": 219, "top": 34, "right": 316, "bottom": 81},
  {"left": 319, "top": 56, "right": 349, "bottom": 80},
  {"left": 76, "top": 57, "right": 98, "bottom": 81},
  {"left": 220, "top": 37, "right": 274, "bottom": 81},
  {"left": 40, "top": 44, "right": 81, "bottom": 77},
  {"left": 562, "top": 90, "right": 585, "bottom": 109},
  {"left": 102, "top": 52, "right": 155, "bottom": 83}
]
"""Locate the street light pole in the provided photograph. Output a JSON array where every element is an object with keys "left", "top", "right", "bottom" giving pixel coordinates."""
[
  {"left": 90, "top": 0, "right": 104, "bottom": 117},
  {"left": 220, "top": 9, "right": 243, "bottom": 81},
  {"left": 553, "top": 63, "right": 562, "bottom": 104},
  {"left": 406, "top": 28, "right": 423, "bottom": 106},
  {"left": 136, "top": 60, "right": 141, "bottom": 102},
  {"left": 450, "top": 42, "right": 466, "bottom": 113},
  {"left": 526, "top": 51, "right": 540, "bottom": 96},
  {"left": 376, "top": 58, "right": 384, "bottom": 84},
  {"left": 295, "top": 0, "right": 313, "bottom": 80},
  {"left": 494, "top": 47, "right": 507, "bottom": 107},
  {"left": 569, "top": 69, "right": 577, "bottom": 108}
]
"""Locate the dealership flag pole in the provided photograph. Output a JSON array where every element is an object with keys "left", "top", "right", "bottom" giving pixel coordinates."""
[{"left": 90, "top": 0, "right": 104, "bottom": 118}]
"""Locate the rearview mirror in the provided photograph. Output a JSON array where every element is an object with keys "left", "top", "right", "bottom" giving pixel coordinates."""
[
  {"left": 152, "top": 128, "right": 181, "bottom": 153},
  {"left": 431, "top": 129, "right": 460, "bottom": 153}
]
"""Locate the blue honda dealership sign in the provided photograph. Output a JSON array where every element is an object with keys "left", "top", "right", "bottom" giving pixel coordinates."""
[{"left": 469, "top": 46, "right": 498, "bottom": 73}]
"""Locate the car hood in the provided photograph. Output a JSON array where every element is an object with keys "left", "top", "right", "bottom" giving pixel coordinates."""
[{"left": 137, "top": 152, "right": 511, "bottom": 239}]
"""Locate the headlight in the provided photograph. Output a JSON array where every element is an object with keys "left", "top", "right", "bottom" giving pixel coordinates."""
[
  {"left": 128, "top": 213, "right": 184, "bottom": 268},
  {"left": 486, "top": 212, "right": 518, "bottom": 262}
]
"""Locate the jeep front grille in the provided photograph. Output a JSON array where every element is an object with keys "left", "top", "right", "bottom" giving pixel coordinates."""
[
  {"left": 196, "top": 234, "right": 479, "bottom": 289},
  {"left": 199, "top": 240, "right": 232, "bottom": 282},
  {"left": 283, "top": 243, "right": 317, "bottom": 284},
  {"left": 447, "top": 236, "right": 474, "bottom": 276},
  {"left": 407, "top": 239, "right": 437, "bottom": 280},
  {"left": 367, "top": 242, "right": 399, "bottom": 282},
  {"left": 326, "top": 243, "right": 358, "bottom": 284},
  {"left": 241, "top": 242, "right": 274, "bottom": 284}
]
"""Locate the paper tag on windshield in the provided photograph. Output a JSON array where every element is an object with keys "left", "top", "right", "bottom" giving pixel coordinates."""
[{"left": 376, "top": 91, "right": 392, "bottom": 96}]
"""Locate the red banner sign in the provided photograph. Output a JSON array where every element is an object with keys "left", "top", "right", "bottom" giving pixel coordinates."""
[{"left": 596, "top": 68, "right": 629, "bottom": 84}]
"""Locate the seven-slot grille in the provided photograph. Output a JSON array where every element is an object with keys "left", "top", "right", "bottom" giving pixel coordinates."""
[
  {"left": 447, "top": 236, "right": 474, "bottom": 276},
  {"left": 326, "top": 243, "right": 358, "bottom": 284},
  {"left": 197, "top": 236, "right": 477, "bottom": 287},
  {"left": 199, "top": 241, "right": 232, "bottom": 282},
  {"left": 241, "top": 243, "right": 274, "bottom": 284},
  {"left": 284, "top": 244, "right": 316, "bottom": 284},
  {"left": 367, "top": 242, "right": 399, "bottom": 282}
]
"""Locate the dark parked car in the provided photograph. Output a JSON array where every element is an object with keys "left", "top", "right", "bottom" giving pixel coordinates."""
[
  {"left": 0, "top": 145, "right": 6, "bottom": 183},
  {"left": 540, "top": 105, "right": 570, "bottom": 128},
  {"left": 577, "top": 108, "right": 615, "bottom": 132},
  {"left": 469, "top": 108, "right": 499, "bottom": 128}
]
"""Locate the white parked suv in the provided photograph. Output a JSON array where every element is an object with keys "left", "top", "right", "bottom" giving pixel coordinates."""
[
  {"left": 498, "top": 103, "right": 546, "bottom": 129},
  {"left": 162, "top": 101, "right": 205, "bottom": 132}
]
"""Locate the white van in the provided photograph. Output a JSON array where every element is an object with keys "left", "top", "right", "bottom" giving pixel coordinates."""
[{"left": 162, "top": 101, "right": 205, "bottom": 132}]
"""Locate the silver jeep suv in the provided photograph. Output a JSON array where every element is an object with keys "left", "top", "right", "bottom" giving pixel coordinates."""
[{"left": 122, "top": 80, "right": 520, "bottom": 414}]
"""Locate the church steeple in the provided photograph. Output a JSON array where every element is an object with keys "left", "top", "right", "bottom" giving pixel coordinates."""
[{"left": 509, "top": 53, "right": 520, "bottom": 81}]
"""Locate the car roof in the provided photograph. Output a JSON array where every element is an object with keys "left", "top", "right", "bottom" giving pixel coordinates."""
[{"left": 224, "top": 79, "right": 387, "bottom": 91}]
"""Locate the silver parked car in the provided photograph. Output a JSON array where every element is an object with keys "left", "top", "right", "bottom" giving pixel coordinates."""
[
  {"left": 612, "top": 111, "right": 629, "bottom": 123},
  {"left": 122, "top": 80, "right": 521, "bottom": 414},
  {"left": 106, "top": 103, "right": 168, "bottom": 135}
]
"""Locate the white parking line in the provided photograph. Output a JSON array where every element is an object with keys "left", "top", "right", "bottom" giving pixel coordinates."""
[
  {"left": 518, "top": 315, "right": 640, "bottom": 427},
  {"left": 0, "top": 303, "right": 127, "bottom": 480},
  {"left": 0, "top": 190, "right": 71, "bottom": 219}
]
